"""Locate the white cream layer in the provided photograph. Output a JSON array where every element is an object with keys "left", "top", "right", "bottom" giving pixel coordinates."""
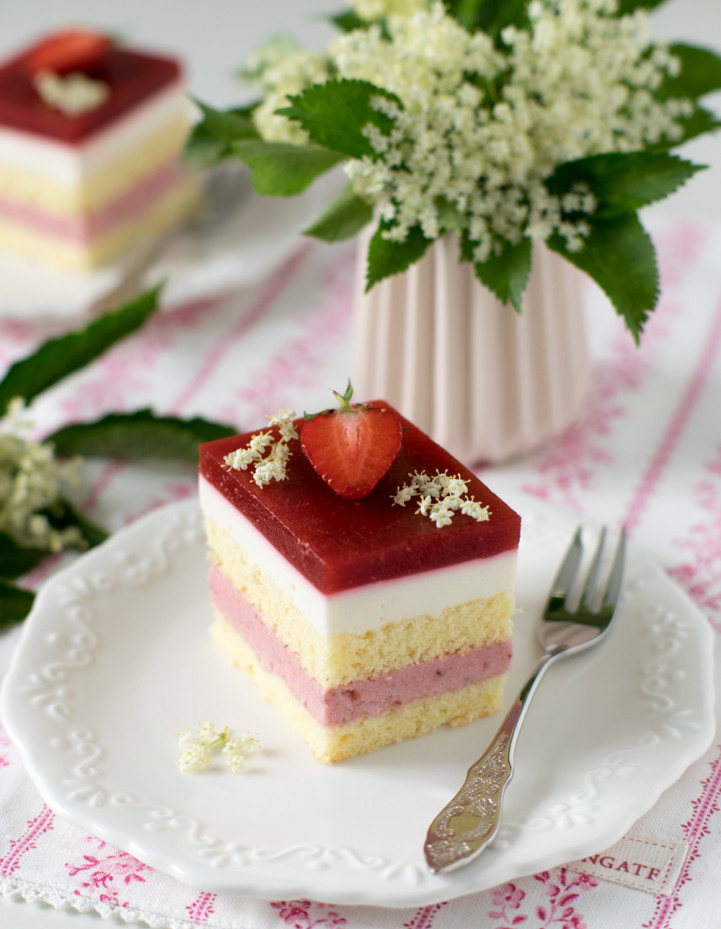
[
  {"left": 198, "top": 476, "right": 517, "bottom": 639},
  {"left": 0, "top": 81, "right": 187, "bottom": 182}
]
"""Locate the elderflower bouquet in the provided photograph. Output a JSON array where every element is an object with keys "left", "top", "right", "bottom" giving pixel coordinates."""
[{"left": 190, "top": 0, "right": 721, "bottom": 342}]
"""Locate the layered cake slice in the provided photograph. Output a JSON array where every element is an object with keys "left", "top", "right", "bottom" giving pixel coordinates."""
[
  {"left": 199, "top": 394, "right": 521, "bottom": 764},
  {"left": 0, "top": 29, "right": 199, "bottom": 270}
]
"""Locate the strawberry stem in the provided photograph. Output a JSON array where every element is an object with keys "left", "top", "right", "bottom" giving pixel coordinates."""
[
  {"left": 332, "top": 380, "right": 355, "bottom": 411},
  {"left": 304, "top": 380, "right": 356, "bottom": 420}
]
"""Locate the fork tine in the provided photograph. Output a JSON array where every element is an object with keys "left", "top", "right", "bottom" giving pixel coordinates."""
[
  {"left": 581, "top": 526, "right": 607, "bottom": 609},
  {"left": 548, "top": 526, "right": 584, "bottom": 603},
  {"left": 602, "top": 526, "right": 626, "bottom": 609}
]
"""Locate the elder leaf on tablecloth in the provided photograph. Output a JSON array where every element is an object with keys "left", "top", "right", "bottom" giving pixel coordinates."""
[
  {"left": 0, "top": 580, "right": 35, "bottom": 626},
  {"left": 0, "top": 286, "right": 237, "bottom": 622},
  {"left": 48, "top": 409, "right": 235, "bottom": 463},
  {"left": 0, "top": 285, "right": 162, "bottom": 417},
  {"left": 0, "top": 532, "right": 47, "bottom": 580},
  {"left": 40, "top": 497, "right": 108, "bottom": 549}
]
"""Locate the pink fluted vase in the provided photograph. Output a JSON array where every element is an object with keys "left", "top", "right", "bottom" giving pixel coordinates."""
[{"left": 351, "top": 233, "right": 590, "bottom": 465}]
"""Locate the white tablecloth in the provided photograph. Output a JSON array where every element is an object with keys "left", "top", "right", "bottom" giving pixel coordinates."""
[{"left": 1, "top": 1, "right": 721, "bottom": 925}]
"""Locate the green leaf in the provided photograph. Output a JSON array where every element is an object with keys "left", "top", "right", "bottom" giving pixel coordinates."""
[
  {"left": 303, "top": 184, "right": 373, "bottom": 242},
  {"left": 191, "top": 100, "right": 261, "bottom": 145},
  {"left": 444, "top": 0, "right": 530, "bottom": 37},
  {"left": 615, "top": 0, "right": 667, "bottom": 12},
  {"left": 365, "top": 222, "right": 433, "bottom": 291},
  {"left": 279, "top": 79, "right": 401, "bottom": 159},
  {"left": 184, "top": 121, "right": 224, "bottom": 167},
  {"left": 435, "top": 197, "right": 468, "bottom": 237},
  {"left": 547, "top": 212, "right": 658, "bottom": 344},
  {"left": 233, "top": 139, "right": 342, "bottom": 196},
  {"left": 48, "top": 409, "right": 236, "bottom": 463},
  {"left": 0, "top": 285, "right": 162, "bottom": 418},
  {"left": 474, "top": 237, "right": 532, "bottom": 312},
  {"left": 0, "top": 579, "right": 35, "bottom": 625},
  {"left": 546, "top": 151, "right": 705, "bottom": 217},
  {"left": 0, "top": 532, "right": 47, "bottom": 580},
  {"left": 42, "top": 497, "right": 108, "bottom": 550},
  {"left": 656, "top": 43, "right": 721, "bottom": 101},
  {"left": 185, "top": 100, "right": 262, "bottom": 167},
  {"left": 665, "top": 103, "right": 721, "bottom": 147},
  {"left": 329, "top": 10, "right": 368, "bottom": 32}
]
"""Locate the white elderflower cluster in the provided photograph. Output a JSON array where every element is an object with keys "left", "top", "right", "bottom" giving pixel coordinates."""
[
  {"left": 244, "top": 36, "right": 331, "bottom": 144},
  {"left": 329, "top": 0, "right": 688, "bottom": 259},
  {"left": 351, "top": 0, "right": 429, "bottom": 18},
  {"left": 177, "top": 720, "right": 260, "bottom": 774},
  {"left": 33, "top": 71, "right": 109, "bottom": 116},
  {"left": 0, "top": 397, "right": 82, "bottom": 552},
  {"left": 393, "top": 470, "right": 490, "bottom": 527},
  {"left": 223, "top": 409, "right": 298, "bottom": 487}
]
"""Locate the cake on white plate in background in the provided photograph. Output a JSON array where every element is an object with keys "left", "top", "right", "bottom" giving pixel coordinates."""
[
  {"left": 0, "top": 28, "right": 199, "bottom": 272},
  {"left": 199, "top": 385, "right": 521, "bottom": 764}
]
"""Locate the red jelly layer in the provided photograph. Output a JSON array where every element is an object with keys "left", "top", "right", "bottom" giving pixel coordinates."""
[
  {"left": 200, "top": 402, "right": 521, "bottom": 595},
  {"left": 0, "top": 40, "right": 180, "bottom": 144}
]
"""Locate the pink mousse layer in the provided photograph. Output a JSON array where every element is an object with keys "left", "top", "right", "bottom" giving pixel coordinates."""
[
  {"left": 209, "top": 563, "right": 512, "bottom": 728},
  {"left": 0, "top": 158, "right": 181, "bottom": 242}
]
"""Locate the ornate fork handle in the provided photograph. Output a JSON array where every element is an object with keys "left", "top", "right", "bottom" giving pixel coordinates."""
[{"left": 424, "top": 653, "right": 556, "bottom": 873}]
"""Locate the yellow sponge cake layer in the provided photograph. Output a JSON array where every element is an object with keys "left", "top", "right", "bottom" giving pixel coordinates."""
[
  {"left": 0, "top": 112, "right": 189, "bottom": 214},
  {"left": 205, "top": 515, "right": 514, "bottom": 687},
  {"left": 211, "top": 614, "right": 506, "bottom": 765},
  {"left": 0, "top": 176, "right": 198, "bottom": 269}
]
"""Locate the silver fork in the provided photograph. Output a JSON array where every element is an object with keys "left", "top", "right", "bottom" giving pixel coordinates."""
[{"left": 424, "top": 525, "right": 627, "bottom": 874}]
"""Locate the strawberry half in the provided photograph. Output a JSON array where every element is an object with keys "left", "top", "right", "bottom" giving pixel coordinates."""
[
  {"left": 301, "top": 383, "right": 402, "bottom": 499},
  {"left": 27, "top": 29, "right": 112, "bottom": 77}
]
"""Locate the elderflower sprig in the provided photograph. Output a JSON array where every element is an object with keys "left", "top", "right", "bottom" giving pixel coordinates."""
[
  {"left": 0, "top": 397, "right": 83, "bottom": 552},
  {"left": 223, "top": 409, "right": 299, "bottom": 487},
  {"left": 393, "top": 469, "right": 490, "bottom": 527},
  {"left": 177, "top": 720, "right": 261, "bottom": 773}
]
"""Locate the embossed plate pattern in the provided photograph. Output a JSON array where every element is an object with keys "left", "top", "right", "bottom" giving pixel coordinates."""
[{"left": 1, "top": 500, "right": 715, "bottom": 907}]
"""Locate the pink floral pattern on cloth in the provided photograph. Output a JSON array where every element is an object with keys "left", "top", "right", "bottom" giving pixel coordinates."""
[
  {"left": 270, "top": 899, "right": 347, "bottom": 928},
  {"left": 669, "top": 445, "right": 721, "bottom": 628},
  {"left": 485, "top": 871, "right": 599, "bottom": 929},
  {"left": 2, "top": 220, "right": 721, "bottom": 929},
  {"left": 65, "top": 837, "right": 153, "bottom": 908}
]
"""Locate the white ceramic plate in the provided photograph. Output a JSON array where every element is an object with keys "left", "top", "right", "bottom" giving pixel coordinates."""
[{"left": 1, "top": 499, "right": 715, "bottom": 907}]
